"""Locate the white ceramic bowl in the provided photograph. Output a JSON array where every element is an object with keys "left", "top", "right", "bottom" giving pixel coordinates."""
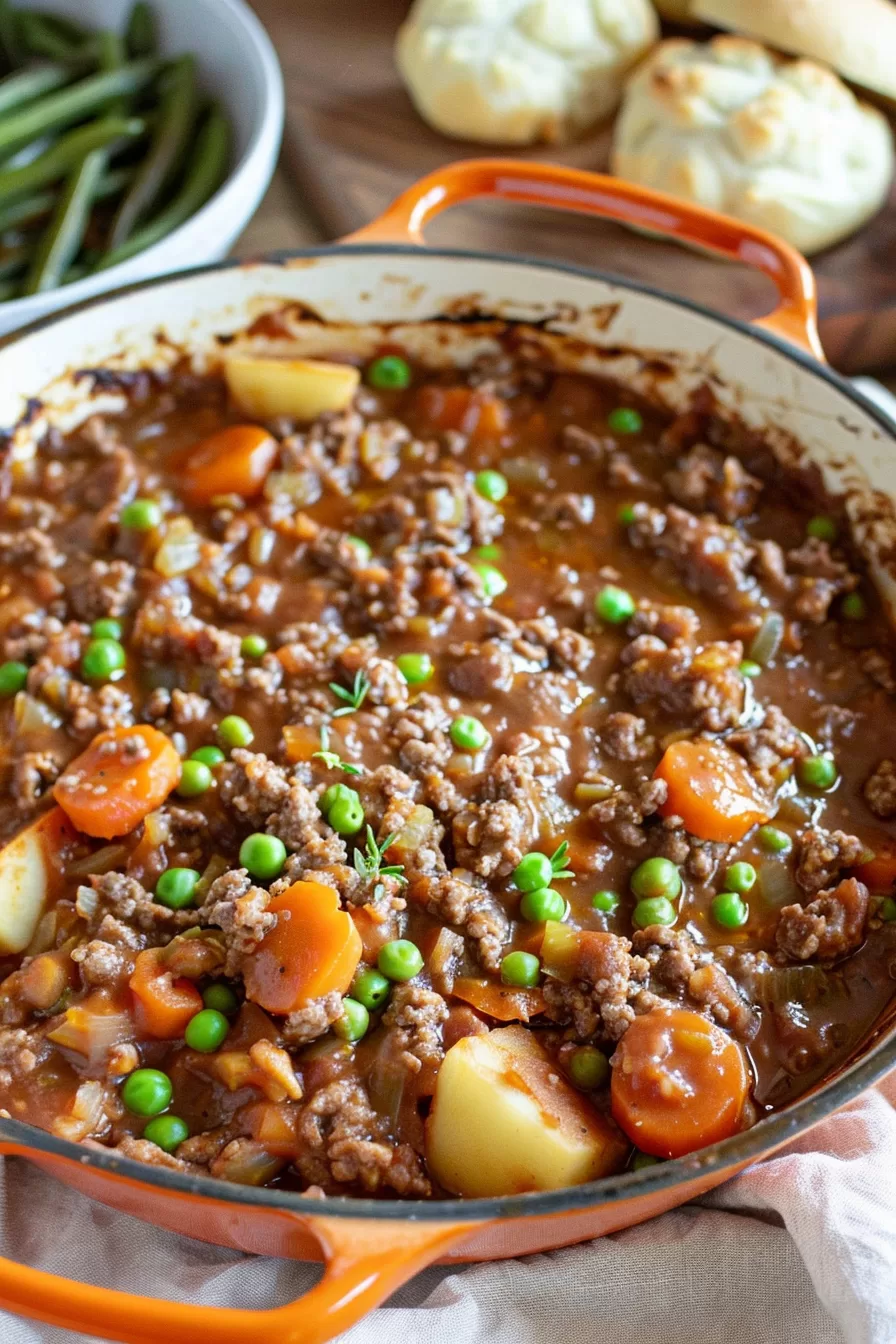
[{"left": 0, "top": 0, "right": 284, "bottom": 334}]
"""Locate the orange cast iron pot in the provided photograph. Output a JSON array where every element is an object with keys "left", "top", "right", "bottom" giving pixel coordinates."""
[{"left": 0, "top": 158, "right": 891, "bottom": 1343}]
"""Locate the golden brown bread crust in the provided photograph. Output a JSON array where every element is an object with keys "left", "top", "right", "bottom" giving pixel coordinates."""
[
  {"left": 694, "top": 0, "right": 896, "bottom": 101},
  {"left": 612, "top": 36, "right": 894, "bottom": 254}
]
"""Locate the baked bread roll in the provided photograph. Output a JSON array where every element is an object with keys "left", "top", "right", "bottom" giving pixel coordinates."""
[
  {"left": 612, "top": 37, "right": 894, "bottom": 254},
  {"left": 395, "top": 0, "right": 659, "bottom": 146},
  {"left": 694, "top": 0, "right": 896, "bottom": 103}
]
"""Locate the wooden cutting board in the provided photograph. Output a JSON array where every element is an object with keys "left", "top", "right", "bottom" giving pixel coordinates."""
[{"left": 249, "top": 0, "right": 896, "bottom": 374}]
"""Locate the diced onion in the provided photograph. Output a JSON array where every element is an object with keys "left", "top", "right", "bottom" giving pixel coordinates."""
[
  {"left": 14, "top": 691, "right": 62, "bottom": 733},
  {"left": 154, "top": 517, "right": 201, "bottom": 577},
  {"left": 748, "top": 612, "right": 785, "bottom": 666},
  {"left": 263, "top": 471, "right": 322, "bottom": 506},
  {"left": 757, "top": 861, "right": 797, "bottom": 908}
]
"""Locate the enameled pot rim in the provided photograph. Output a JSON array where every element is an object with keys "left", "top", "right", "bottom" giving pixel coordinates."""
[{"left": 2, "top": 241, "right": 894, "bottom": 1224}]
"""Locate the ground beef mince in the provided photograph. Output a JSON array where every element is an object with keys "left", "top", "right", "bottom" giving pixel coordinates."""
[{"left": 0, "top": 352, "right": 894, "bottom": 1197}]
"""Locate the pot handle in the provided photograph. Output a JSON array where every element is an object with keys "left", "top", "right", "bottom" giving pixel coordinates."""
[
  {"left": 342, "top": 158, "right": 823, "bottom": 360},
  {"left": 0, "top": 1148, "right": 473, "bottom": 1344}
]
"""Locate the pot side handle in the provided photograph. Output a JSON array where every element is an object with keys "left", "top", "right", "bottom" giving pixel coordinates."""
[
  {"left": 342, "top": 158, "right": 823, "bottom": 361},
  {"left": 0, "top": 1141, "right": 473, "bottom": 1344}
]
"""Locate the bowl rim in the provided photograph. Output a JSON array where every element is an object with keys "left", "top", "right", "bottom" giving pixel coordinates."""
[
  {"left": 1, "top": 240, "right": 895, "bottom": 1225},
  {"left": 0, "top": 0, "right": 284, "bottom": 318}
]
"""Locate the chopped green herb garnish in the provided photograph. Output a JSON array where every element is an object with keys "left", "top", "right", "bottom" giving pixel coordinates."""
[
  {"left": 549, "top": 841, "right": 574, "bottom": 881},
  {"left": 329, "top": 668, "right": 370, "bottom": 718},
  {"left": 312, "top": 725, "right": 364, "bottom": 775},
  {"left": 353, "top": 824, "right": 407, "bottom": 885}
]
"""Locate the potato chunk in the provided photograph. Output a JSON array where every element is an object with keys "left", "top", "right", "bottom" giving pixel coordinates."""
[
  {"left": 225, "top": 356, "right": 360, "bottom": 421},
  {"left": 0, "top": 808, "right": 70, "bottom": 954},
  {"left": 425, "top": 1024, "right": 626, "bottom": 1197}
]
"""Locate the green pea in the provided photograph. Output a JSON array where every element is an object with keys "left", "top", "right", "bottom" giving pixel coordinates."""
[
  {"left": 155, "top": 867, "right": 200, "bottom": 910},
  {"left": 739, "top": 660, "right": 761, "bottom": 679},
  {"left": 617, "top": 503, "right": 637, "bottom": 525},
  {"left": 474, "top": 469, "right": 508, "bottom": 502},
  {"left": 568, "top": 1045, "right": 609, "bottom": 1091},
  {"left": 396, "top": 652, "right": 433, "bottom": 685},
  {"left": 351, "top": 967, "right": 392, "bottom": 1012},
  {"left": 81, "top": 637, "right": 126, "bottom": 682},
  {"left": 723, "top": 862, "right": 756, "bottom": 895},
  {"left": 608, "top": 407, "right": 643, "bottom": 435},
  {"left": 326, "top": 786, "right": 364, "bottom": 836},
  {"left": 240, "top": 633, "right": 268, "bottom": 658},
  {"left": 841, "top": 592, "right": 866, "bottom": 621},
  {"left": 798, "top": 754, "right": 838, "bottom": 792},
  {"left": 472, "top": 561, "right": 507, "bottom": 599},
  {"left": 202, "top": 982, "right": 240, "bottom": 1015},
  {"left": 190, "top": 745, "right": 226, "bottom": 768},
  {"left": 519, "top": 887, "right": 566, "bottom": 922},
  {"left": 217, "top": 714, "right": 254, "bottom": 749},
  {"left": 475, "top": 544, "right": 502, "bottom": 561},
  {"left": 377, "top": 939, "right": 424, "bottom": 982},
  {"left": 184, "top": 1008, "right": 229, "bottom": 1053},
  {"left": 632, "top": 1152, "right": 663, "bottom": 1171},
  {"left": 879, "top": 897, "right": 896, "bottom": 922},
  {"left": 346, "top": 535, "right": 372, "bottom": 562},
  {"left": 500, "top": 950, "right": 541, "bottom": 987},
  {"left": 121, "top": 1068, "right": 172, "bottom": 1117},
  {"left": 758, "top": 825, "right": 792, "bottom": 855},
  {"left": 513, "top": 852, "right": 554, "bottom": 893},
  {"left": 0, "top": 661, "right": 28, "bottom": 696},
  {"left": 239, "top": 832, "right": 287, "bottom": 880},
  {"left": 450, "top": 715, "right": 489, "bottom": 752},
  {"left": 120, "top": 497, "right": 161, "bottom": 531},
  {"left": 630, "top": 857, "right": 681, "bottom": 902},
  {"left": 711, "top": 891, "right": 749, "bottom": 929},
  {"left": 367, "top": 355, "right": 411, "bottom": 390},
  {"left": 591, "top": 889, "right": 620, "bottom": 914},
  {"left": 632, "top": 896, "right": 677, "bottom": 929},
  {"left": 333, "top": 997, "right": 370, "bottom": 1042},
  {"left": 595, "top": 585, "right": 635, "bottom": 625},
  {"left": 176, "top": 759, "right": 212, "bottom": 798},
  {"left": 91, "top": 618, "right": 122, "bottom": 641},
  {"left": 806, "top": 515, "right": 838, "bottom": 543},
  {"left": 143, "top": 1114, "right": 189, "bottom": 1154}
]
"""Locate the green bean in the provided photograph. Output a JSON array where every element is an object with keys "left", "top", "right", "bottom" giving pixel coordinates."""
[
  {"left": 125, "top": 2, "right": 156, "bottom": 58},
  {"left": 0, "top": 0, "right": 22, "bottom": 71},
  {"left": 109, "top": 55, "right": 195, "bottom": 247},
  {"left": 0, "top": 276, "right": 21, "bottom": 302},
  {"left": 37, "top": 14, "right": 90, "bottom": 45},
  {"left": 97, "top": 104, "right": 230, "bottom": 271},
  {"left": 16, "top": 13, "right": 80, "bottom": 62},
  {"left": 0, "top": 115, "right": 145, "bottom": 201},
  {"left": 23, "top": 146, "right": 106, "bottom": 293},
  {"left": 0, "top": 167, "right": 134, "bottom": 235},
  {"left": 0, "top": 58, "right": 159, "bottom": 160},
  {"left": 0, "top": 62, "right": 74, "bottom": 117}
]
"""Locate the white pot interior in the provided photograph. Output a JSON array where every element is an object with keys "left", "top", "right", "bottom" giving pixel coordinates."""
[{"left": 3, "top": 249, "right": 895, "bottom": 615}]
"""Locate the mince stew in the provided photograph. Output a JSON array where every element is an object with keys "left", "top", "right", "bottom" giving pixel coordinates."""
[{"left": 0, "top": 346, "right": 894, "bottom": 1198}]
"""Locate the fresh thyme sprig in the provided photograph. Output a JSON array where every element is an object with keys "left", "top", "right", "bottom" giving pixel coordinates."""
[
  {"left": 329, "top": 668, "right": 370, "bottom": 718},
  {"left": 353, "top": 824, "right": 407, "bottom": 885},
  {"left": 549, "top": 841, "right": 574, "bottom": 881},
  {"left": 312, "top": 725, "right": 364, "bottom": 776}
]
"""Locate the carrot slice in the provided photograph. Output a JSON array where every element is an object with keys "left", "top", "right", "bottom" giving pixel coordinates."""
[
  {"left": 54, "top": 725, "right": 181, "bottom": 840},
  {"left": 413, "top": 386, "right": 510, "bottom": 445},
  {"left": 129, "top": 947, "right": 203, "bottom": 1040},
  {"left": 654, "top": 737, "right": 771, "bottom": 843},
  {"left": 244, "top": 880, "right": 362, "bottom": 1014},
  {"left": 181, "top": 423, "right": 278, "bottom": 505},
  {"left": 853, "top": 836, "right": 896, "bottom": 893},
  {"left": 611, "top": 1007, "right": 749, "bottom": 1159},
  {"left": 451, "top": 976, "right": 546, "bottom": 1023}
]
